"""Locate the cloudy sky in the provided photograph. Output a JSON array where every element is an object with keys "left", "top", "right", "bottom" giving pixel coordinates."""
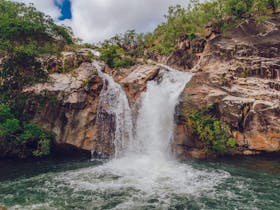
[{"left": 12, "top": 0, "right": 187, "bottom": 43}]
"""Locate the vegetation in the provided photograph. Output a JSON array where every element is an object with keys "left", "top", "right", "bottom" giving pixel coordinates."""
[
  {"left": 99, "top": 0, "right": 279, "bottom": 62},
  {"left": 0, "top": 0, "right": 73, "bottom": 101},
  {"left": 186, "top": 107, "right": 236, "bottom": 154},
  {"left": 146, "top": 0, "right": 279, "bottom": 56},
  {"left": 0, "top": 104, "right": 54, "bottom": 158},
  {"left": 0, "top": 0, "right": 71, "bottom": 158},
  {"left": 99, "top": 30, "right": 141, "bottom": 68}
]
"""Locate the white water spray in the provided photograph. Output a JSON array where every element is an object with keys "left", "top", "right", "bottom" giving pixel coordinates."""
[
  {"left": 126, "top": 65, "right": 192, "bottom": 160},
  {"left": 95, "top": 62, "right": 192, "bottom": 159}
]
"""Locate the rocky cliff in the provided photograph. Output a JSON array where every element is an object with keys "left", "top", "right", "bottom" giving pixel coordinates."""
[
  {"left": 23, "top": 16, "right": 280, "bottom": 159},
  {"left": 24, "top": 53, "right": 162, "bottom": 157},
  {"left": 171, "top": 16, "right": 280, "bottom": 158}
]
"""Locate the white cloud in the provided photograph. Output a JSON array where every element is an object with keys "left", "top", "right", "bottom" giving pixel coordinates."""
[
  {"left": 70, "top": 0, "right": 187, "bottom": 43},
  {"left": 11, "top": 0, "right": 187, "bottom": 43},
  {"left": 10, "top": 0, "right": 61, "bottom": 19}
]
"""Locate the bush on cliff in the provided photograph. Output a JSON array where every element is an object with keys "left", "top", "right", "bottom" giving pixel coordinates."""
[
  {"left": 186, "top": 107, "right": 236, "bottom": 154},
  {"left": 98, "top": 0, "right": 279, "bottom": 62},
  {"left": 0, "top": 103, "right": 54, "bottom": 158}
]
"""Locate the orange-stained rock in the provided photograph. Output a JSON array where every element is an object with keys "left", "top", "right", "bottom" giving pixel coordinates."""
[
  {"left": 247, "top": 131, "right": 280, "bottom": 152},
  {"left": 189, "top": 149, "right": 209, "bottom": 159}
]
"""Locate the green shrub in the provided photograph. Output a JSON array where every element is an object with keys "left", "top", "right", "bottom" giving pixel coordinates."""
[
  {"left": 0, "top": 104, "right": 14, "bottom": 123},
  {"left": 112, "top": 57, "right": 136, "bottom": 68},
  {"left": 0, "top": 103, "right": 54, "bottom": 158},
  {"left": 187, "top": 107, "right": 237, "bottom": 154},
  {"left": 0, "top": 118, "right": 20, "bottom": 139},
  {"left": 100, "top": 45, "right": 136, "bottom": 68},
  {"left": 19, "top": 123, "right": 54, "bottom": 157}
]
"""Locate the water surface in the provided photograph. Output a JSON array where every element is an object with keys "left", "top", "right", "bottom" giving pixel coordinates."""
[{"left": 0, "top": 156, "right": 279, "bottom": 210}]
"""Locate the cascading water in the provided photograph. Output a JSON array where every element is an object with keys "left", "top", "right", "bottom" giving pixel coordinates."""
[
  {"left": 130, "top": 65, "right": 192, "bottom": 159},
  {"left": 93, "top": 61, "right": 134, "bottom": 158},
  {"left": 64, "top": 63, "right": 228, "bottom": 208},
  {"left": 95, "top": 62, "right": 192, "bottom": 159}
]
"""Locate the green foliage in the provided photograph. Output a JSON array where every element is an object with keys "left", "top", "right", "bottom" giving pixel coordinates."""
[
  {"left": 100, "top": 45, "right": 136, "bottom": 68},
  {"left": 0, "top": 103, "right": 54, "bottom": 158},
  {"left": 145, "top": 2, "right": 222, "bottom": 56},
  {"left": 0, "top": 0, "right": 73, "bottom": 55},
  {"left": 0, "top": 52, "right": 48, "bottom": 92},
  {"left": 112, "top": 57, "right": 136, "bottom": 68},
  {"left": 99, "top": 0, "right": 278, "bottom": 62},
  {"left": 141, "top": 0, "right": 278, "bottom": 57},
  {"left": 19, "top": 123, "right": 54, "bottom": 157},
  {"left": 187, "top": 107, "right": 237, "bottom": 154},
  {"left": 0, "top": 0, "right": 74, "bottom": 102},
  {"left": 0, "top": 118, "right": 20, "bottom": 139},
  {"left": 0, "top": 103, "right": 14, "bottom": 123},
  {"left": 224, "top": 0, "right": 254, "bottom": 18}
]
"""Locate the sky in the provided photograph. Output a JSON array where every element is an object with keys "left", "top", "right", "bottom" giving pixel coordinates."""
[{"left": 11, "top": 0, "right": 187, "bottom": 43}]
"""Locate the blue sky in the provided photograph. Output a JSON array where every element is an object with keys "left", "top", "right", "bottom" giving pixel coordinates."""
[{"left": 55, "top": 0, "right": 72, "bottom": 20}]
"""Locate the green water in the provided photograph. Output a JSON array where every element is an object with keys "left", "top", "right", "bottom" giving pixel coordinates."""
[{"left": 0, "top": 156, "right": 280, "bottom": 210}]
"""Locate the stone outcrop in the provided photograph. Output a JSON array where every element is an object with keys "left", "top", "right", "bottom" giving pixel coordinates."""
[
  {"left": 43, "top": 48, "right": 93, "bottom": 73},
  {"left": 119, "top": 65, "right": 160, "bottom": 101},
  {"left": 24, "top": 61, "right": 106, "bottom": 156},
  {"left": 167, "top": 35, "right": 206, "bottom": 71},
  {"left": 171, "top": 15, "right": 280, "bottom": 158},
  {"left": 22, "top": 16, "right": 280, "bottom": 160}
]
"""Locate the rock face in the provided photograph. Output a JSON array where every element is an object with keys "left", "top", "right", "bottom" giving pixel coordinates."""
[
  {"left": 24, "top": 62, "right": 105, "bottom": 156},
  {"left": 24, "top": 60, "right": 162, "bottom": 157},
  {"left": 171, "top": 16, "right": 280, "bottom": 158}
]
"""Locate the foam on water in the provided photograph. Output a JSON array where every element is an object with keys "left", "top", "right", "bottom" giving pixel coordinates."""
[{"left": 54, "top": 156, "right": 230, "bottom": 209}]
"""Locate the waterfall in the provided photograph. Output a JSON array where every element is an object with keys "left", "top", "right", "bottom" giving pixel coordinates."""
[
  {"left": 127, "top": 65, "right": 192, "bottom": 159},
  {"left": 94, "top": 61, "right": 134, "bottom": 158},
  {"left": 94, "top": 61, "right": 192, "bottom": 159},
  {"left": 44, "top": 63, "right": 229, "bottom": 209}
]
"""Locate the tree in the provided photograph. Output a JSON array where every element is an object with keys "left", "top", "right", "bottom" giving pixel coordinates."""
[{"left": 0, "top": 0, "right": 74, "bottom": 101}]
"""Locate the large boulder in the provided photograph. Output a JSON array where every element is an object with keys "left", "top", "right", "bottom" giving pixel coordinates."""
[{"left": 119, "top": 65, "right": 160, "bottom": 101}]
